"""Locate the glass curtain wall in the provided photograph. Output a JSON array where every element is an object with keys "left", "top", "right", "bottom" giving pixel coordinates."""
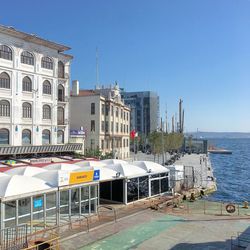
[
  {"left": 127, "top": 173, "right": 169, "bottom": 202},
  {"left": 150, "top": 173, "right": 169, "bottom": 196}
]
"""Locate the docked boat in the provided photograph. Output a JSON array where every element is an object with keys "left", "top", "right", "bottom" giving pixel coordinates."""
[{"left": 208, "top": 146, "right": 232, "bottom": 154}]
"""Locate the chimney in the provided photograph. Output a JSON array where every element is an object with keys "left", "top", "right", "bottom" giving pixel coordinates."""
[{"left": 72, "top": 80, "right": 79, "bottom": 96}]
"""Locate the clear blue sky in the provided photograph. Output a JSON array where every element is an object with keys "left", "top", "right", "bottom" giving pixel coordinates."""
[{"left": 1, "top": 0, "right": 250, "bottom": 132}]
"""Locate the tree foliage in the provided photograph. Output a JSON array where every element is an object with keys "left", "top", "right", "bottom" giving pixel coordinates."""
[{"left": 148, "top": 131, "right": 184, "bottom": 156}]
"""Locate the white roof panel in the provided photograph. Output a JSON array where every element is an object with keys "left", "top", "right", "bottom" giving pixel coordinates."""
[
  {"left": 104, "top": 163, "right": 147, "bottom": 178},
  {"left": 0, "top": 175, "right": 51, "bottom": 198},
  {"left": 5, "top": 166, "right": 47, "bottom": 176},
  {"left": 44, "top": 163, "right": 81, "bottom": 171},
  {"left": 101, "top": 159, "right": 128, "bottom": 165},
  {"left": 132, "top": 161, "right": 169, "bottom": 174}
]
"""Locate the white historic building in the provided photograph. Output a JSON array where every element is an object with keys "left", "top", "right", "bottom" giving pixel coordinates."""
[
  {"left": 0, "top": 25, "right": 72, "bottom": 149},
  {"left": 70, "top": 82, "right": 130, "bottom": 159}
]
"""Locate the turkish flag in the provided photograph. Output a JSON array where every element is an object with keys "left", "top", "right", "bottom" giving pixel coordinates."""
[{"left": 130, "top": 129, "right": 136, "bottom": 139}]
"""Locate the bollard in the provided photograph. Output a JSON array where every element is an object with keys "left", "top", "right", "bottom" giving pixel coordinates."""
[
  {"left": 243, "top": 201, "right": 249, "bottom": 209},
  {"left": 203, "top": 200, "right": 206, "bottom": 214}
]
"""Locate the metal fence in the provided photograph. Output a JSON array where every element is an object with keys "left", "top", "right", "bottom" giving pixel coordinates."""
[
  {"left": 0, "top": 224, "right": 28, "bottom": 250},
  {"left": 167, "top": 199, "right": 250, "bottom": 217}
]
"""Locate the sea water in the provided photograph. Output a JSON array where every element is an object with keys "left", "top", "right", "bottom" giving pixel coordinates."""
[{"left": 208, "top": 138, "right": 250, "bottom": 203}]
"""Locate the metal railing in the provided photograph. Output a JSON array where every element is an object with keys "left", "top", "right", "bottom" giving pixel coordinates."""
[
  {"left": 97, "top": 205, "right": 117, "bottom": 222},
  {"left": 164, "top": 199, "right": 250, "bottom": 216}
]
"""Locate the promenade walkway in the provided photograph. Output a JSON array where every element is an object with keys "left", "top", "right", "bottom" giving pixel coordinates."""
[{"left": 60, "top": 206, "right": 250, "bottom": 250}]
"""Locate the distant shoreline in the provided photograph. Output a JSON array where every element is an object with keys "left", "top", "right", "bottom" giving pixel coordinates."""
[{"left": 185, "top": 132, "right": 250, "bottom": 139}]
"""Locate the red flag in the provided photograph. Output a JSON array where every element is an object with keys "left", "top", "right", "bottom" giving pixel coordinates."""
[{"left": 130, "top": 129, "right": 136, "bottom": 139}]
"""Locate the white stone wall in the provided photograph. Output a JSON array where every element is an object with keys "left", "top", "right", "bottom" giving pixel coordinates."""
[
  {"left": 70, "top": 94, "right": 130, "bottom": 159},
  {"left": 0, "top": 32, "right": 71, "bottom": 146}
]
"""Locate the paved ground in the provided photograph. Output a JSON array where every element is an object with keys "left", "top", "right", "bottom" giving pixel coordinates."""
[
  {"left": 129, "top": 152, "right": 215, "bottom": 190},
  {"left": 60, "top": 206, "right": 250, "bottom": 250}
]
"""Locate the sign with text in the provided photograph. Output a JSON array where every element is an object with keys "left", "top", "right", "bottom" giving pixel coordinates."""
[
  {"left": 33, "top": 198, "right": 43, "bottom": 209},
  {"left": 93, "top": 170, "right": 100, "bottom": 181},
  {"left": 70, "top": 129, "right": 85, "bottom": 136},
  {"left": 69, "top": 171, "right": 94, "bottom": 185},
  {"left": 58, "top": 171, "right": 70, "bottom": 186}
]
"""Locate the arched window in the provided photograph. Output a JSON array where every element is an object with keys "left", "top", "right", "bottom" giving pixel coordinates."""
[
  {"left": 0, "top": 128, "right": 9, "bottom": 145},
  {"left": 41, "top": 57, "right": 53, "bottom": 70},
  {"left": 42, "top": 105, "right": 51, "bottom": 119},
  {"left": 42, "top": 129, "right": 50, "bottom": 145},
  {"left": 57, "top": 130, "right": 64, "bottom": 144},
  {"left": 0, "top": 72, "right": 10, "bottom": 89},
  {"left": 22, "top": 76, "right": 32, "bottom": 92},
  {"left": 0, "top": 45, "right": 12, "bottom": 60},
  {"left": 57, "top": 107, "right": 64, "bottom": 125},
  {"left": 58, "top": 84, "right": 65, "bottom": 102},
  {"left": 21, "top": 51, "right": 34, "bottom": 65},
  {"left": 22, "top": 129, "right": 31, "bottom": 145},
  {"left": 43, "top": 80, "right": 51, "bottom": 95},
  {"left": 22, "top": 102, "right": 32, "bottom": 118},
  {"left": 58, "top": 61, "right": 64, "bottom": 78},
  {"left": 0, "top": 100, "right": 10, "bottom": 117}
]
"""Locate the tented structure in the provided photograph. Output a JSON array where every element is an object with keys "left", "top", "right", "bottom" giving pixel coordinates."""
[
  {"left": 43, "top": 163, "right": 82, "bottom": 171},
  {"left": 0, "top": 163, "right": 99, "bottom": 232},
  {"left": 101, "top": 159, "right": 128, "bottom": 165},
  {"left": 5, "top": 166, "right": 47, "bottom": 176},
  {"left": 0, "top": 175, "right": 51, "bottom": 198},
  {"left": 0, "top": 159, "right": 170, "bottom": 233},
  {"left": 75, "top": 160, "right": 106, "bottom": 168},
  {"left": 97, "top": 161, "right": 170, "bottom": 204}
]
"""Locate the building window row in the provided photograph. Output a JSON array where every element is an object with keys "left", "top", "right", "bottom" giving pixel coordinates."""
[
  {"left": 0, "top": 45, "right": 65, "bottom": 76},
  {"left": 0, "top": 72, "right": 65, "bottom": 99},
  {"left": 0, "top": 72, "right": 10, "bottom": 89},
  {"left": 21, "top": 51, "right": 34, "bottom": 65},
  {"left": 0, "top": 128, "right": 64, "bottom": 145},
  {"left": 96, "top": 103, "right": 129, "bottom": 121},
  {"left": 0, "top": 100, "right": 64, "bottom": 122},
  {"left": 123, "top": 138, "right": 129, "bottom": 147},
  {"left": 0, "top": 100, "right": 10, "bottom": 117}
]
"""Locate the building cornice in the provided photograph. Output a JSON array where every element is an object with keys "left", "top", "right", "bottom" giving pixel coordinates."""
[{"left": 0, "top": 24, "right": 71, "bottom": 53}]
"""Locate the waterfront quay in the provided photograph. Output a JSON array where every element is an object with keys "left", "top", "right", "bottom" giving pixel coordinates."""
[
  {"left": 131, "top": 152, "right": 217, "bottom": 197},
  {"left": 61, "top": 207, "right": 250, "bottom": 250}
]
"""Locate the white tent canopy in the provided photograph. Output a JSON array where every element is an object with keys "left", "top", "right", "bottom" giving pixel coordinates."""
[
  {"left": 0, "top": 172, "right": 8, "bottom": 177},
  {"left": 132, "top": 161, "right": 169, "bottom": 174},
  {"left": 94, "top": 166, "right": 123, "bottom": 181},
  {"left": 0, "top": 175, "right": 51, "bottom": 198},
  {"left": 5, "top": 166, "right": 47, "bottom": 176},
  {"left": 75, "top": 161, "right": 105, "bottom": 169},
  {"left": 104, "top": 163, "right": 147, "bottom": 178},
  {"left": 44, "top": 163, "right": 81, "bottom": 171},
  {"left": 34, "top": 170, "right": 67, "bottom": 187},
  {"left": 101, "top": 159, "right": 128, "bottom": 165}
]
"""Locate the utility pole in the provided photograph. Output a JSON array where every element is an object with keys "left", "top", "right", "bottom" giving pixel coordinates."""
[
  {"left": 161, "top": 117, "right": 165, "bottom": 165},
  {"left": 165, "top": 104, "right": 168, "bottom": 133},
  {"left": 172, "top": 115, "right": 174, "bottom": 133},
  {"left": 179, "top": 99, "right": 183, "bottom": 133},
  {"left": 96, "top": 47, "right": 99, "bottom": 87}
]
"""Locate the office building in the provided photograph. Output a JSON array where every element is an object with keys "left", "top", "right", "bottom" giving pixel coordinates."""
[{"left": 121, "top": 91, "right": 159, "bottom": 135}]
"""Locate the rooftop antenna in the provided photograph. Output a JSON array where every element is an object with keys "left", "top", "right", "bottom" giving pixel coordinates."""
[{"left": 96, "top": 47, "right": 99, "bottom": 88}]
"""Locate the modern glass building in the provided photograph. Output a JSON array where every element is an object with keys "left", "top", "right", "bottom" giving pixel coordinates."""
[{"left": 121, "top": 91, "right": 160, "bottom": 135}]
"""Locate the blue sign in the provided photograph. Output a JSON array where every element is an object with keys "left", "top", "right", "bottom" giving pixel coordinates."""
[
  {"left": 70, "top": 129, "right": 85, "bottom": 136},
  {"left": 34, "top": 198, "right": 43, "bottom": 208},
  {"left": 93, "top": 170, "right": 100, "bottom": 181}
]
